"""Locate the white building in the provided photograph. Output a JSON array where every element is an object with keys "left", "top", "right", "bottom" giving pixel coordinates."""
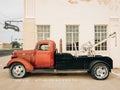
[{"left": 24, "top": 0, "right": 120, "bottom": 68}]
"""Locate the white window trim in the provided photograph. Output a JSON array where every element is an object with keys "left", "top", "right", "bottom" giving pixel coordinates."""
[
  {"left": 94, "top": 25, "right": 108, "bottom": 51},
  {"left": 66, "top": 25, "right": 79, "bottom": 51}
]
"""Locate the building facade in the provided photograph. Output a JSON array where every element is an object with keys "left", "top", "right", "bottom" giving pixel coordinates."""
[
  {"left": 0, "top": 41, "right": 12, "bottom": 49},
  {"left": 24, "top": 0, "right": 120, "bottom": 67}
]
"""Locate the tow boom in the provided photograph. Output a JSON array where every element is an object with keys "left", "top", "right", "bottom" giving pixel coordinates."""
[{"left": 75, "top": 32, "right": 117, "bottom": 56}]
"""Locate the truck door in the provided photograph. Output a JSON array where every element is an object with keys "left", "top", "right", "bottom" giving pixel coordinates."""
[{"left": 35, "top": 44, "right": 51, "bottom": 68}]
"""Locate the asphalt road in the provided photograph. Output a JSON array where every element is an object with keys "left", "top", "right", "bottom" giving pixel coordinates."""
[{"left": 0, "top": 56, "right": 120, "bottom": 90}]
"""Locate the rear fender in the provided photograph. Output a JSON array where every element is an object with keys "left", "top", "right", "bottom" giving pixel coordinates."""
[
  {"left": 89, "top": 60, "right": 112, "bottom": 72},
  {"left": 6, "top": 58, "right": 34, "bottom": 72}
]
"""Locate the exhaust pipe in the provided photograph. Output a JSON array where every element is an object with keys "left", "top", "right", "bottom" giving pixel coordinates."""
[{"left": 60, "top": 39, "right": 62, "bottom": 54}]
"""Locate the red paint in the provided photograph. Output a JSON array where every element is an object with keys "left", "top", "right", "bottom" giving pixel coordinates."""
[
  {"left": 7, "top": 58, "right": 34, "bottom": 72},
  {"left": 6, "top": 40, "right": 56, "bottom": 71}
]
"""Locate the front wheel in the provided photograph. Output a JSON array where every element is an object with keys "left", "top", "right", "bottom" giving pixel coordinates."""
[
  {"left": 10, "top": 63, "right": 26, "bottom": 78},
  {"left": 91, "top": 63, "right": 110, "bottom": 80}
]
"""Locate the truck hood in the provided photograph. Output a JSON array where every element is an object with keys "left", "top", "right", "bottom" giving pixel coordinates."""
[{"left": 12, "top": 50, "right": 34, "bottom": 61}]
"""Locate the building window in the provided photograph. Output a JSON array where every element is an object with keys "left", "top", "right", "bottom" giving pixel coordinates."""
[
  {"left": 94, "top": 25, "right": 107, "bottom": 51},
  {"left": 66, "top": 25, "right": 79, "bottom": 51},
  {"left": 37, "top": 25, "right": 50, "bottom": 41}
]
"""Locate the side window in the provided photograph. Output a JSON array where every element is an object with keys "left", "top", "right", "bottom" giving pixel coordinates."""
[{"left": 38, "top": 44, "right": 49, "bottom": 51}]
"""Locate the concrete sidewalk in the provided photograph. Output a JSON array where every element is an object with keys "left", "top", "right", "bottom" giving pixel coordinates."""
[
  {"left": 112, "top": 68, "right": 120, "bottom": 77},
  {"left": 0, "top": 55, "right": 120, "bottom": 90}
]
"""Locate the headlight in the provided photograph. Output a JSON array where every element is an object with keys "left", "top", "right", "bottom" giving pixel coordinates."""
[{"left": 11, "top": 51, "right": 17, "bottom": 59}]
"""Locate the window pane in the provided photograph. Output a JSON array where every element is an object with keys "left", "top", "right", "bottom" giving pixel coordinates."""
[
  {"left": 94, "top": 25, "right": 107, "bottom": 51},
  {"left": 37, "top": 25, "right": 50, "bottom": 41},
  {"left": 66, "top": 25, "right": 79, "bottom": 51},
  {"left": 38, "top": 44, "right": 49, "bottom": 51}
]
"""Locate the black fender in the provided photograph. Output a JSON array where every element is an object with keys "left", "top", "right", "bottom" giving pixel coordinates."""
[{"left": 89, "top": 59, "right": 113, "bottom": 72}]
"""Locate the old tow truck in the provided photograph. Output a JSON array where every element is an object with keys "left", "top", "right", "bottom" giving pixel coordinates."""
[{"left": 4, "top": 32, "right": 116, "bottom": 80}]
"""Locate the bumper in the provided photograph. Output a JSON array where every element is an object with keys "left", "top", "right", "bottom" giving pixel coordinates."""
[{"left": 3, "top": 66, "right": 8, "bottom": 69}]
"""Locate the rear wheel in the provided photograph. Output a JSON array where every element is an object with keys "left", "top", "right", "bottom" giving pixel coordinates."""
[
  {"left": 91, "top": 63, "right": 109, "bottom": 80},
  {"left": 10, "top": 63, "right": 26, "bottom": 78}
]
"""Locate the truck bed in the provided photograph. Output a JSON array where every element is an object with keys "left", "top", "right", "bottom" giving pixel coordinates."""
[{"left": 55, "top": 53, "right": 113, "bottom": 70}]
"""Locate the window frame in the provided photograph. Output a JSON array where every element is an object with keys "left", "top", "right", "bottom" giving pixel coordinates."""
[
  {"left": 94, "top": 24, "right": 107, "bottom": 51},
  {"left": 38, "top": 44, "right": 50, "bottom": 51},
  {"left": 66, "top": 25, "right": 79, "bottom": 51},
  {"left": 37, "top": 25, "right": 50, "bottom": 41}
]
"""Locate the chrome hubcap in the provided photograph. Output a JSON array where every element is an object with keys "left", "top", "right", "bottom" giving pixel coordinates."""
[
  {"left": 12, "top": 65, "right": 25, "bottom": 78},
  {"left": 95, "top": 66, "right": 108, "bottom": 79}
]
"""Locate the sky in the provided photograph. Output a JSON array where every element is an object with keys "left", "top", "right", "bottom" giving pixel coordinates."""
[{"left": 0, "top": 0, "right": 24, "bottom": 43}]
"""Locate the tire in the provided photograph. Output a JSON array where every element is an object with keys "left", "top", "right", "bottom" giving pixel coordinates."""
[
  {"left": 91, "top": 63, "right": 109, "bottom": 80},
  {"left": 87, "top": 71, "right": 91, "bottom": 73},
  {"left": 10, "top": 63, "right": 26, "bottom": 78}
]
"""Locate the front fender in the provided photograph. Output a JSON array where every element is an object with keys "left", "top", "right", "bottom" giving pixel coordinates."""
[{"left": 4, "top": 58, "right": 34, "bottom": 72}]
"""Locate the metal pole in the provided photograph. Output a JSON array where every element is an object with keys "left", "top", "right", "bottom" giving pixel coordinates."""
[{"left": 60, "top": 39, "right": 62, "bottom": 54}]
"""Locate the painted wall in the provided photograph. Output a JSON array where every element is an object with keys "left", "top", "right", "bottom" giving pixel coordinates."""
[{"left": 24, "top": 0, "right": 120, "bottom": 67}]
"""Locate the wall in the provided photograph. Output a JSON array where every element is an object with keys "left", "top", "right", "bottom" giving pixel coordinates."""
[
  {"left": 24, "top": 0, "right": 36, "bottom": 49},
  {"left": 24, "top": 0, "right": 120, "bottom": 67},
  {"left": 35, "top": 0, "right": 112, "bottom": 53},
  {"left": 109, "top": 18, "right": 120, "bottom": 67}
]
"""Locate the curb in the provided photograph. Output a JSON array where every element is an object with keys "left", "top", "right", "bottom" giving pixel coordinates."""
[{"left": 112, "top": 72, "right": 120, "bottom": 77}]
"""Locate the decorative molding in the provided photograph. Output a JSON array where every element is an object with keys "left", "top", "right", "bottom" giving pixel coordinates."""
[
  {"left": 24, "top": 16, "right": 35, "bottom": 19},
  {"left": 80, "top": 0, "right": 91, "bottom": 2},
  {"left": 68, "top": 0, "right": 78, "bottom": 4},
  {"left": 97, "top": 0, "right": 110, "bottom": 5}
]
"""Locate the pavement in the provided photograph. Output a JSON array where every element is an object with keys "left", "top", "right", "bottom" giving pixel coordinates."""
[
  {"left": 112, "top": 68, "right": 120, "bottom": 77},
  {"left": 0, "top": 55, "right": 120, "bottom": 90}
]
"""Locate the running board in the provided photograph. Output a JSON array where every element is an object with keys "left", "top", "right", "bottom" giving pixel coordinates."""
[{"left": 31, "top": 69, "right": 87, "bottom": 73}]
